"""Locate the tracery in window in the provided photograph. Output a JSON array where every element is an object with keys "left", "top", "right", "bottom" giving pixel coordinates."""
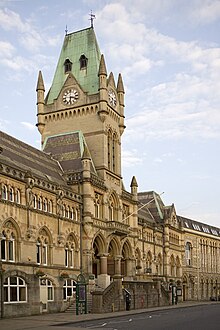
[
  {"left": 65, "top": 234, "right": 75, "bottom": 268},
  {"left": 0, "top": 222, "right": 16, "bottom": 262},
  {"left": 36, "top": 228, "right": 50, "bottom": 265},
  {"left": 94, "top": 193, "right": 102, "bottom": 219},
  {"left": 108, "top": 194, "right": 118, "bottom": 221}
]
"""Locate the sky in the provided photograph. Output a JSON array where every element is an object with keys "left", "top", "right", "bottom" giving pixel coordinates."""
[{"left": 0, "top": 0, "right": 220, "bottom": 228}]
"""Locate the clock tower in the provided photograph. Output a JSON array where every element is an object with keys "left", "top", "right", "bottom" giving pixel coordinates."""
[{"left": 36, "top": 27, "right": 125, "bottom": 182}]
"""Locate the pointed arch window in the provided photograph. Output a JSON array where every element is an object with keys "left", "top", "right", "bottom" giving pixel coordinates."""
[
  {"left": 65, "top": 234, "right": 75, "bottom": 268},
  {"left": 36, "top": 229, "right": 49, "bottom": 265},
  {"left": 43, "top": 198, "right": 47, "bottom": 212},
  {"left": 107, "top": 130, "right": 118, "bottom": 173},
  {"left": 112, "top": 133, "right": 117, "bottom": 172},
  {"left": 64, "top": 58, "right": 72, "bottom": 73},
  {"left": 185, "top": 242, "right": 192, "bottom": 266},
  {"left": 8, "top": 233, "right": 15, "bottom": 261},
  {"left": 15, "top": 189, "right": 21, "bottom": 204},
  {"left": 107, "top": 130, "right": 112, "bottom": 170},
  {"left": 94, "top": 193, "right": 102, "bottom": 219},
  {"left": 0, "top": 231, "right": 6, "bottom": 260},
  {"left": 48, "top": 200, "right": 53, "bottom": 213},
  {"left": 38, "top": 197, "right": 42, "bottom": 210},
  {"left": 1, "top": 228, "right": 16, "bottom": 262},
  {"left": 146, "top": 251, "right": 152, "bottom": 272},
  {"left": 75, "top": 208, "right": 79, "bottom": 221},
  {"left": 69, "top": 207, "right": 74, "bottom": 220},
  {"left": 108, "top": 194, "right": 118, "bottom": 221},
  {"left": 33, "top": 194, "right": 37, "bottom": 209},
  {"left": 2, "top": 184, "right": 7, "bottom": 200},
  {"left": 9, "top": 187, "right": 14, "bottom": 202},
  {"left": 79, "top": 54, "right": 88, "bottom": 69}
]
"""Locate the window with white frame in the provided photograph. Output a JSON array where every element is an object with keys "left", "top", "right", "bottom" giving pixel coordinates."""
[
  {"left": 65, "top": 234, "right": 75, "bottom": 268},
  {"left": 33, "top": 194, "right": 37, "bottom": 209},
  {"left": 185, "top": 242, "right": 192, "bottom": 266},
  {"left": 0, "top": 231, "right": 6, "bottom": 260},
  {"left": 9, "top": 187, "right": 14, "bottom": 202},
  {"left": 4, "top": 276, "right": 27, "bottom": 303},
  {"left": 15, "top": 189, "right": 21, "bottom": 204},
  {"left": 40, "top": 278, "right": 54, "bottom": 301},
  {"left": 43, "top": 198, "right": 47, "bottom": 212},
  {"left": 36, "top": 229, "right": 49, "bottom": 265},
  {"left": 63, "top": 279, "right": 76, "bottom": 300},
  {"left": 48, "top": 200, "right": 53, "bottom": 213},
  {"left": 2, "top": 184, "right": 7, "bottom": 200},
  {"left": 0, "top": 229, "right": 15, "bottom": 262},
  {"left": 38, "top": 197, "right": 42, "bottom": 210}
]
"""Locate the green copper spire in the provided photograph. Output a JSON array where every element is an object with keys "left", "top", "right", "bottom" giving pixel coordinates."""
[{"left": 46, "top": 27, "right": 101, "bottom": 104}]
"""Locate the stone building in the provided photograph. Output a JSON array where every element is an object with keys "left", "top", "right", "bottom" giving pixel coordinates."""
[{"left": 0, "top": 25, "right": 220, "bottom": 317}]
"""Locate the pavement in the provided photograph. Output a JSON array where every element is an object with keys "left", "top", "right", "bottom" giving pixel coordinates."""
[{"left": 0, "top": 301, "right": 218, "bottom": 330}]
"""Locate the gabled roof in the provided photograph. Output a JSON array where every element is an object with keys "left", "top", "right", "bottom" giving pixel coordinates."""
[
  {"left": 46, "top": 27, "right": 101, "bottom": 104},
  {"left": 0, "top": 131, "right": 65, "bottom": 185},
  {"left": 138, "top": 191, "right": 164, "bottom": 223},
  {"left": 43, "top": 131, "right": 96, "bottom": 174}
]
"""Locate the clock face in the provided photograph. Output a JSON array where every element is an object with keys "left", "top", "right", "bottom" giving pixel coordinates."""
[
  {"left": 63, "top": 89, "right": 79, "bottom": 105},
  {"left": 108, "top": 89, "right": 117, "bottom": 107}
]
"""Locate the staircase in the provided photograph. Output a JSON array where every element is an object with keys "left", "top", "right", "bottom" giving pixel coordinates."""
[{"left": 64, "top": 298, "right": 76, "bottom": 314}]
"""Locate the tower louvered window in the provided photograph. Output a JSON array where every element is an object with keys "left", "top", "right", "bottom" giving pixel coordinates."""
[
  {"left": 64, "top": 59, "right": 72, "bottom": 73},
  {"left": 79, "top": 54, "right": 88, "bottom": 69}
]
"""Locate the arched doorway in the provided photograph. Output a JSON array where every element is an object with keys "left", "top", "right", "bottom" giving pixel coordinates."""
[
  {"left": 107, "top": 238, "right": 120, "bottom": 278},
  {"left": 121, "top": 240, "right": 133, "bottom": 277},
  {"left": 92, "top": 234, "right": 105, "bottom": 278}
]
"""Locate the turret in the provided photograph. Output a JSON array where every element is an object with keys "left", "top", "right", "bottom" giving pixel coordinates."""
[
  {"left": 82, "top": 144, "right": 92, "bottom": 180},
  {"left": 117, "top": 73, "right": 125, "bottom": 135},
  {"left": 36, "top": 70, "right": 45, "bottom": 135},
  {"left": 130, "top": 176, "right": 138, "bottom": 202},
  {"left": 98, "top": 54, "right": 108, "bottom": 122}
]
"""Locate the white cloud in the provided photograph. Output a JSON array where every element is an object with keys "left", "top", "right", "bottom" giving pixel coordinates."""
[
  {"left": 122, "top": 149, "right": 143, "bottom": 167},
  {"left": 0, "top": 41, "right": 15, "bottom": 57},
  {"left": 21, "top": 122, "right": 35, "bottom": 130},
  {"left": 190, "top": 0, "right": 220, "bottom": 24}
]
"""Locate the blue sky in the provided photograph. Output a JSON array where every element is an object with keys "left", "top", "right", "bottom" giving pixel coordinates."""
[{"left": 0, "top": 0, "right": 220, "bottom": 227}]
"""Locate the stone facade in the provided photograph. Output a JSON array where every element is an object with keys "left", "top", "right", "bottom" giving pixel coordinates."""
[{"left": 0, "top": 26, "right": 220, "bottom": 318}]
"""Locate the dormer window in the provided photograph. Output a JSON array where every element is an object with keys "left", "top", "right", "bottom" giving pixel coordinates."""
[
  {"left": 79, "top": 54, "right": 88, "bottom": 69},
  {"left": 64, "top": 59, "right": 72, "bottom": 73}
]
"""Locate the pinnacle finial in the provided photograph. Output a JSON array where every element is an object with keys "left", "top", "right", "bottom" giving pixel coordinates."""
[{"left": 36, "top": 70, "right": 45, "bottom": 92}]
